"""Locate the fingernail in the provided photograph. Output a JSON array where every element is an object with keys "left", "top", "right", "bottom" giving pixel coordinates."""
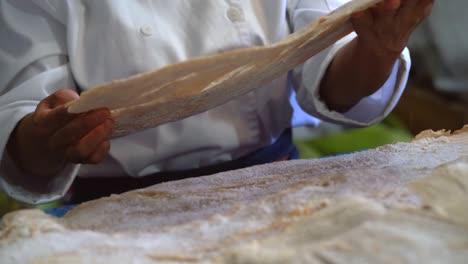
[{"left": 388, "top": 0, "right": 401, "bottom": 10}]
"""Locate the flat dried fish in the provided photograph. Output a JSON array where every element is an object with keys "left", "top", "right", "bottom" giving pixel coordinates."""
[
  {"left": 1, "top": 127, "right": 467, "bottom": 264},
  {"left": 66, "top": 0, "right": 383, "bottom": 137}
]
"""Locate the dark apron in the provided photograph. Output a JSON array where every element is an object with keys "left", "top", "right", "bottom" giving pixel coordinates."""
[{"left": 68, "top": 128, "right": 298, "bottom": 203}]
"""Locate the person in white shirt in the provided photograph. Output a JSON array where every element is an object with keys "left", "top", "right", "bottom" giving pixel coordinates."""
[{"left": 0, "top": 0, "right": 433, "bottom": 204}]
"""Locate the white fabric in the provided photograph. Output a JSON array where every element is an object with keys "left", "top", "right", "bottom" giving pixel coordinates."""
[{"left": 0, "top": 0, "right": 410, "bottom": 204}]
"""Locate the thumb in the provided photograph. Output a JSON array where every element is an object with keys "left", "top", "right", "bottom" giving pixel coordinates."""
[
  {"left": 45, "top": 89, "right": 79, "bottom": 108},
  {"left": 33, "top": 89, "right": 80, "bottom": 130}
]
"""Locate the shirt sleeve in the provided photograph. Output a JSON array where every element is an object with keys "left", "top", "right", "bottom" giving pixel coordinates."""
[
  {"left": 0, "top": 1, "right": 80, "bottom": 204},
  {"left": 287, "top": 0, "right": 411, "bottom": 127}
]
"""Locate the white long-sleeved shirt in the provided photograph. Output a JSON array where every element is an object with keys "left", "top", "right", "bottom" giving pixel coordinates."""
[{"left": 0, "top": 0, "right": 410, "bottom": 203}]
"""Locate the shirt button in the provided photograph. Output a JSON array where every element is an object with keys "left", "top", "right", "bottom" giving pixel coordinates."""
[
  {"left": 140, "top": 25, "right": 153, "bottom": 36},
  {"left": 227, "top": 7, "right": 244, "bottom": 22}
]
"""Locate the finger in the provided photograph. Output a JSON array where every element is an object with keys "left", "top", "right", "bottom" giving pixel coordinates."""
[
  {"left": 369, "top": 0, "right": 401, "bottom": 33},
  {"left": 351, "top": 9, "right": 375, "bottom": 40},
  {"left": 384, "top": 0, "right": 402, "bottom": 9},
  {"left": 374, "top": 0, "right": 401, "bottom": 13},
  {"left": 65, "top": 119, "right": 114, "bottom": 164},
  {"left": 33, "top": 105, "right": 74, "bottom": 134},
  {"left": 84, "top": 141, "right": 111, "bottom": 164},
  {"left": 33, "top": 89, "right": 80, "bottom": 129},
  {"left": 47, "top": 89, "right": 80, "bottom": 108},
  {"left": 66, "top": 140, "right": 111, "bottom": 164},
  {"left": 399, "top": 0, "right": 420, "bottom": 10},
  {"left": 49, "top": 108, "right": 112, "bottom": 150},
  {"left": 397, "top": 0, "right": 422, "bottom": 23},
  {"left": 372, "top": 0, "right": 400, "bottom": 19},
  {"left": 415, "top": 0, "right": 434, "bottom": 20},
  {"left": 397, "top": 0, "right": 433, "bottom": 30}
]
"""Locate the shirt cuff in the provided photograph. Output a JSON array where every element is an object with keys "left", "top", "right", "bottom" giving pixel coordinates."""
[
  {"left": 0, "top": 105, "right": 80, "bottom": 204},
  {"left": 342, "top": 58, "right": 402, "bottom": 123},
  {"left": 0, "top": 150, "right": 80, "bottom": 204},
  {"left": 297, "top": 34, "right": 411, "bottom": 127}
]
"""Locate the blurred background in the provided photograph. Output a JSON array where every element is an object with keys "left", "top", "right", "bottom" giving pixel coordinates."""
[
  {"left": 295, "top": 0, "right": 468, "bottom": 158},
  {"left": 1, "top": 0, "right": 467, "bottom": 216}
]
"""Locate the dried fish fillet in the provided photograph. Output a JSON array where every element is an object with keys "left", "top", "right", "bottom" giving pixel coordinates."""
[
  {"left": 1, "top": 127, "right": 467, "bottom": 264},
  {"left": 66, "top": 0, "right": 384, "bottom": 137}
]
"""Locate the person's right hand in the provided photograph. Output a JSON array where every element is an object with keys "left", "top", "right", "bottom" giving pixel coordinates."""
[{"left": 7, "top": 89, "right": 114, "bottom": 179}]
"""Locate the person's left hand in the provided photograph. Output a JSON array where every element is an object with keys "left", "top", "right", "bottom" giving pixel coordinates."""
[{"left": 351, "top": 0, "right": 434, "bottom": 60}]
